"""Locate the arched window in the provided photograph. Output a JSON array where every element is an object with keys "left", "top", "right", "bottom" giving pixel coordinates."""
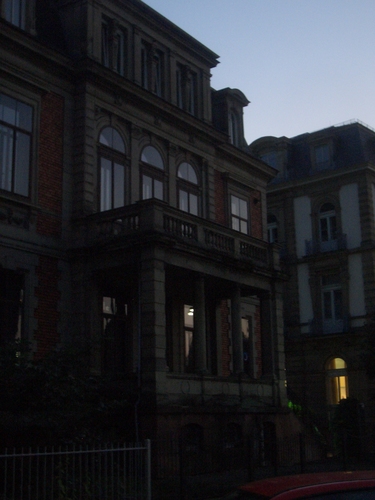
[
  {"left": 267, "top": 214, "right": 278, "bottom": 243},
  {"left": 319, "top": 203, "right": 337, "bottom": 242},
  {"left": 99, "top": 127, "right": 126, "bottom": 211},
  {"left": 326, "top": 357, "right": 349, "bottom": 405},
  {"left": 177, "top": 162, "right": 199, "bottom": 215},
  {"left": 140, "top": 146, "right": 164, "bottom": 200}
]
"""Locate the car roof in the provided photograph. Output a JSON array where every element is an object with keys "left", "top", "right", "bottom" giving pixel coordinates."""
[{"left": 239, "top": 471, "right": 375, "bottom": 499}]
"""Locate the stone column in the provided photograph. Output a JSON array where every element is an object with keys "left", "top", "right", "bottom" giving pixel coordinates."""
[
  {"left": 193, "top": 275, "right": 207, "bottom": 373},
  {"left": 260, "top": 286, "right": 287, "bottom": 407},
  {"left": 231, "top": 285, "right": 243, "bottom": 374},
  {"left": 139, "top": 247, "right": 167, "bottom": 397}
]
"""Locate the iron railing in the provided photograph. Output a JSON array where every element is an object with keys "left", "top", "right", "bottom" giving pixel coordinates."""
[{"left": 0, "top": 441, "right": 151, "bottom": 500}]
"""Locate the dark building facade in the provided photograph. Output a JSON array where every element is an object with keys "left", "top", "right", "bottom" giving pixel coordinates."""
[
  {"left": 250, "top": 121, "right": 375, "bottom": 451},
  {"left": 1, "top": 0, "right": 291, "bottom": 448}
]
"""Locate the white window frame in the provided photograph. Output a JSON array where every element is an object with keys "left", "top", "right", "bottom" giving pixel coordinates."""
[
  {"left": 140, "top": 145, "right": 165, "bottom": 201},
  {"left": 230, "top": 194, "right": 249, "bottom": 235},
  {"left": 321, "top": 274, "right": 343, "bottom": 334},
  {"left": 177, "top": 162, "right": 199, "bottom": 216}
]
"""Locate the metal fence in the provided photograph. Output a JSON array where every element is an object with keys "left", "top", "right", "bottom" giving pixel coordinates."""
[{"left": 0, "top": 441, "right": 151, "bottom": 500}]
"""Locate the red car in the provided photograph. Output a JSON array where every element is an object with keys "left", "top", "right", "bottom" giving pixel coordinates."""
[{"left": 228, "top": 470, "right": 375, "bottom": 499}]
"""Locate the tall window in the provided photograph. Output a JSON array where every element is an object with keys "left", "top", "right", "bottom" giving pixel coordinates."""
[
  {"left": 153, "top": 50, "right": 163, "bottom": 97},
  {"left": 141, "top": 42, "right": 151, "bottom": 90},
  {"left": 267, "top": 214, "right": 278, "bottom": 243},
  {"left": 322, "top": 274, "right": 343, "bottom": 334},
  {"left": 242, "top": 317, "right": 255, "bottom": 378},
  {"left": 5, "top": 0, "right": 26, "bottom": 29},
  {"left": 231, "top": 195, "right": 248, "bottom": 234},
  {"left": 0, "top": 269, "right": 24, "bottom": 344},
  {"left": 177, "top": 162, "right": 199, "bottom": 215},
  {"left": 99, "top": 127, "right": 126, "bottom": 211},
  {"left": 141, "top": 43, "right": 164, "bottom": 97},
  {"left": 176, "top": 64, "right": 184, "bottom": 109},
  {"left": 187, "top": 71, "right": 197, "bottom": 115},
  {"left": 101, "top": 19, "right": 127, "bottom": 75},
  {"left": 326, "top": 358, "right": 348, "bottom": 405},
  {"left": 176, "top": 64, "right": 198, "bottom": 115},
  {"left": 319, "top": 203, "right": 337, "bottom": 242},
  {"left": 0, "top": 92, "right": 32, "bottom": 197},
  {"left": 184, "top": 304, "right": 194, "bottom": 373},
  {"left": 229, "top": 111, "right": 239, "bottom": 146},
  {"left": 141, "top": 146, "right": 164, "bottom": 200},
  {"left": 102, "top": 295, "right": 131, "bottom": 376}
]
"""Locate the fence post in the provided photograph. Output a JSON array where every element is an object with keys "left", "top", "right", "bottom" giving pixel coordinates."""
[
  {"left": 272, "top": 434, "right": 278, "bottom": 477},
  {"left": 145, "top": 439, "right": 152, "bottom": 500},
  {"left": 342, "top": 429, "right": 348, "bottom": 471},
  {"left": 179, "top": 435, "right": 187, "bottom": 500},
  {"left": 247, "top": 437, "right": 254, "bottom": 481},
  {"left": 299, "top": 433, "right": 305, "bottom": 474}
]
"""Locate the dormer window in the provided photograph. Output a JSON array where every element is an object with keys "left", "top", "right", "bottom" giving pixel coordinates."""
[
  {"left": 314, "top": 143, "right": 331, "bottom": 170},
  {"left": 229, "top": 111, "right": 240, "bottom": 147},
  {"left": 211, "top": 88, "right": 249, "bottom": 149},
  {"left": 261, "top": 152, "right": 278, "bottom": 170}
]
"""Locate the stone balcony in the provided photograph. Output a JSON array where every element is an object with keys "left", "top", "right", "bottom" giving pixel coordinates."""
[
  {"left": 305, "top": 233, "right": 347, "bottom": 256},
  {"left": 78, "top": 199, "right": 279, "bottom": 270}
]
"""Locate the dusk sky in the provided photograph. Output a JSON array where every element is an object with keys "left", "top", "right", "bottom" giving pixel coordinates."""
[{"left": 143, "top": 0, "right": 375, "bottom": 144}]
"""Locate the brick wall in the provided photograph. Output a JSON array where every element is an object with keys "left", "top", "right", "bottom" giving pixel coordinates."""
[
  {"left": 34, "top": 255, "right": 61, "bottom": 358},
  {"left": 37, "top": 92, "right": 64, "bottom": 237},
  {"left": 250, "top": 189, "right": 263, "bottom": 239}
]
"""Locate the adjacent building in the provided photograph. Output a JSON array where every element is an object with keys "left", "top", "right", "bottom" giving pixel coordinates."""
[
  {"left": 1, "top": 0, "right": 290, "bottom": 450},
  {"left": 250, "top": 121, "right": 375, "bottom": 449}
]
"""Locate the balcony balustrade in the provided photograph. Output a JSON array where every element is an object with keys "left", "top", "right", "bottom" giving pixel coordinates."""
[
  {"left": 80, "top": 200, "right": 275, "bottom": 268},
  {"left": 305, "top": 233, "right": 347, "bottom": 256}
]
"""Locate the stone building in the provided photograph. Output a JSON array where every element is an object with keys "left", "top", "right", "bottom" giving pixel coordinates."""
[
  {"left": 250, "top": 121, "right": 375, "bottom": 450},
  {"left": 1, "top": 0, "right": 290, "bottom": 448}
]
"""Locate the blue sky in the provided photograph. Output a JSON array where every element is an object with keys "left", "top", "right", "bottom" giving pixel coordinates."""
[{"left": 142, "top": 0, "right": 375, "bottom": 144}]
